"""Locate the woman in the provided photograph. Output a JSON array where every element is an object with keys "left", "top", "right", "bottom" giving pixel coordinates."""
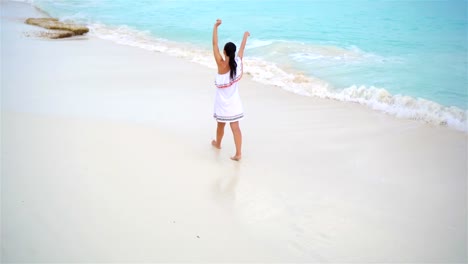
[{"left": 211, "top": 19, "right": 250, "bottom": 161}]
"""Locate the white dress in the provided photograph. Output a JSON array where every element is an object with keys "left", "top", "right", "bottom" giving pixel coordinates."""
[{"left": 213, "top": 56, "right": 244, "bottom": 123}]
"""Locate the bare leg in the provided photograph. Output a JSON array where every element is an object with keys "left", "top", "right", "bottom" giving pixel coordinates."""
[
  {"left": 211, "top": 121, "right": 225, "bottom": 149},
  {"left": 229, "top": 121, "right": 242, "bottom": 161}
]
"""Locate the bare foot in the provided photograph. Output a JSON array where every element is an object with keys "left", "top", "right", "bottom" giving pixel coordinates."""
[
  {"left": 230, "top": 155, "right": 241, "bottom": 161},
  {"left": 211, "top": 140, "right": 221, "bottom": 149}
]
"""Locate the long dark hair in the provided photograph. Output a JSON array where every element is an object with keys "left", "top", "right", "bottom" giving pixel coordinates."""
[{"left": 224, "top": 42, "right": 237, "bottom": 80}]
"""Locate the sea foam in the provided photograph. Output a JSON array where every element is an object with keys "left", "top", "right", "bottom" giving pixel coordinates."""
[{"left": 88, "top": 23, "right": 467, "bottom": 132}]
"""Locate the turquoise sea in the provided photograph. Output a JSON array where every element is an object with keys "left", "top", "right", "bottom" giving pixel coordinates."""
[{"left": 26, "top": 0, "right": 468, "bottom": 131}]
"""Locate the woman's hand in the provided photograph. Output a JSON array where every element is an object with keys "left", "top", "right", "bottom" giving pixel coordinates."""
[
  {"left": 215, "top": 19, "right": 222, "bottom": 27},
  {"left": 244, "top": 31, "right": 250, "bottom": 37}
]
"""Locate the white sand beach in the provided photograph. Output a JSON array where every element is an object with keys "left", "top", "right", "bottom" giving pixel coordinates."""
[{"left": 1, "top": 1, "right": 467, "bottom": 263}]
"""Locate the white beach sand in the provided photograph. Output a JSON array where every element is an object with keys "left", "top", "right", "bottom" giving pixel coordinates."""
[{"left": 1, "top": 1, "right": 467, "bottom": 263}]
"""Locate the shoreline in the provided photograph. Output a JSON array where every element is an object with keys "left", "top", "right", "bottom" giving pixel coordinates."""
[
  {"left": 2, "top": 1, "right": 467, "bottom": 263},
  {"left": 77, "top": 8, "right": 468, "bottom": 132},
  {"left": 21, "top": 0, "right": 468, "bottom": 132},
  {"left": 90, "top": 22, "right": 468, "bottom": 132}
]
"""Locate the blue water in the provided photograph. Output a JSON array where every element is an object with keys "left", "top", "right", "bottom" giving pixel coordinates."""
[{"left": 30, "top": 0, "right": 468, "bottom": 130}]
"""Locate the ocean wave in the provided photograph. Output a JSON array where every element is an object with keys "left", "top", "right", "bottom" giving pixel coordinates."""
[
  {"left": 324, "top": 86, "right": 467, "bottom": 131},
  {"left": 246, "top": 39, "right": 385, "bottom": 66},
  {"left": 89, "top": 23, "right": 216, "bottom": 68},
  {"left": 8, "top": 0, "right": 34, "bottom": 3},
  {"left": 57, "top": 12, "right": 90, "bottom": 24},
  {"left": 244, "top": 56, "right": 467, "bottom": 131},
  {"left": 246, "top": 39, "right": 274, "bottom": 49},
  {"left": 86, "top": 23, "right": 467, "bottom": 132}
]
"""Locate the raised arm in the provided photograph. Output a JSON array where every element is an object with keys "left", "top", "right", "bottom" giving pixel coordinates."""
[
  {"left": 237, "top": 31, "right": 250, "bottom": 59},
  {"left": 212, "top": 19, "right": 223, "bottom": 65}
]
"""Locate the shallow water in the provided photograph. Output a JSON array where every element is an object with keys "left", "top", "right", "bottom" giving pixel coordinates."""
[{"left": 26, "top": 0, "right": 468, "bottom": 131}]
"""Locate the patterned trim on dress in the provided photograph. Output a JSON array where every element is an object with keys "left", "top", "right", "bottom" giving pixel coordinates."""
[
  {"left": 214, "top": 59, "right": 243, "bottom": 89},
  {"left": 213, "top": 113, "right": 244, "bottom": 122}
]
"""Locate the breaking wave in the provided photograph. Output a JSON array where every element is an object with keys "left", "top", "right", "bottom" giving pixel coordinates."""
[{"left": 84, "top": 22, "right": 467, "bottom": 132}]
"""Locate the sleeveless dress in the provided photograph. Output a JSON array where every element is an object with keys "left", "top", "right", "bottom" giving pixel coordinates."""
[{"left": 213, "top": 56, "right": 244, "bottom": 123}]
